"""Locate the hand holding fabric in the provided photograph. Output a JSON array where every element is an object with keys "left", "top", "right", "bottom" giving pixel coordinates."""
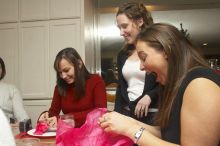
[
  {"left": 34, "top": 121, "right": 49, "bottom": 135},
  {"left": 99, "top": 111, "right": 138, "bottom": 137},
  {"left": 38, "top": 111, "right": 57, "bottom": 129}
]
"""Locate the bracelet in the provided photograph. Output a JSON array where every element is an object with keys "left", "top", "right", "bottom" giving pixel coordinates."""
[{"left": 134, "top": 127, "right": 145, "bottom": 144}]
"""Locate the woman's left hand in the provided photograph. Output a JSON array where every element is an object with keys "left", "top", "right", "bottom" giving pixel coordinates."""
[
  {"left": 98, "top": 112, "right": 137, "bottom": 137},
  {"left": 47, "top": 116, "right": 57, "bottom": 128},
  {"left": 135, "top": 95, "right": 151, "bottom": 118},
  {"left": 38, "top": 112, "right": 57, "bottom": 128}
]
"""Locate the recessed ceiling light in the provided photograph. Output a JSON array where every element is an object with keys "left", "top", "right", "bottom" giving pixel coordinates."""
[{"left": 202, "top": 43, "right": 208, "bottom": 46}]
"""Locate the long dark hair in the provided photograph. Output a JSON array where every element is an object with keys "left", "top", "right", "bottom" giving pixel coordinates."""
[
  {"left": 136, "top": 23, "right": 209, "bottom": 127},
  {"left": 54, "top": 47, "right": 91, "bottom": 99},
  {"left": 117, "top": 2, "right": 154, "bottom": 55},
  {"left": 0, "top": 57, "right": 6, "bottom": 80}
]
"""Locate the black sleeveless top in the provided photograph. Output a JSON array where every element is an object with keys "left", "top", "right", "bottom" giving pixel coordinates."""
[{"left": 161, "top": 67, "right": 220, "bottom": 145}]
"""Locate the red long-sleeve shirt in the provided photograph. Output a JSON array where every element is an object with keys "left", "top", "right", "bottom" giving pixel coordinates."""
[{"left": 49, "top": 74, "right": 107, "bottom": 127}]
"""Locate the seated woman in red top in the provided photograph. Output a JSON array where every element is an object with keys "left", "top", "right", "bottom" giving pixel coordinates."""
[{"left": 46, "top": 47, "right": 107, "bottom": 128}]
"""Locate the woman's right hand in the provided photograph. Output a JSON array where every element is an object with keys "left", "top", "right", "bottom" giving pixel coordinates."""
[{"left": 98, "top": 111, "right": 138, "bottom": 137}]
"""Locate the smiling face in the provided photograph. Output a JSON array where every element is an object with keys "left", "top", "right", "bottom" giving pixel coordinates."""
[
  {"left": 58, "top": 58, "right": 75, "bottom": 84},
  {"left": 116, "top": 14, "right": 143, "bottom": 44},
  {"left": 136, "top": 40, "right": 168, "bottom": 85}
]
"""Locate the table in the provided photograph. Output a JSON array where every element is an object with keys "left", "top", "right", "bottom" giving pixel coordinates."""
[
  {"left": 16, "top": 137, "right": 55, "bottom": 146},
  {"left": 12, "top": 125, "right": 56, "bottom": 146}
]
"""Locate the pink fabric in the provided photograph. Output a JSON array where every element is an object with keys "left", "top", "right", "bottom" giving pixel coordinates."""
[
  {"left": 56, "top": 108, "right": 133, "bottom": 146},
  {"left": 34, "top": 121, "right": 49, "bottom": 135}
]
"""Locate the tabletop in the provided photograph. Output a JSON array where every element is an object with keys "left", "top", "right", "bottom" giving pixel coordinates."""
[{"left": 12, "top": 125, "right": 56, "bottom": 146}]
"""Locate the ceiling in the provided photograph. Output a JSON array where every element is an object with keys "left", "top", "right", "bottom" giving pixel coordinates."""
[
  {"left": 97, "top": 0, "right": 220, "bottom": 55},
  {"left": 97, "top": 0, "right": 220, "bottom": 9}
]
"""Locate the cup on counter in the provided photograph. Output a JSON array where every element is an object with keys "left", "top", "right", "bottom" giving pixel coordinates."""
[
  {"left": 60, "top": 114, "right": 75, "bottom": 128},
  {"left": 19, "top": 119, "right": 32, "bottom": 133},
  {"left": 16, "top": 138, "right": 40, "bottom": 146}
]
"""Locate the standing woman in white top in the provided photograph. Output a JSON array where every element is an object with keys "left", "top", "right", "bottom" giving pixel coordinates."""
[
  {"left": 0, "top": 57, "right": 29, "bottom": 122},
  {"left": 114, "top": 2, "right": 159, "bottom": 125}
]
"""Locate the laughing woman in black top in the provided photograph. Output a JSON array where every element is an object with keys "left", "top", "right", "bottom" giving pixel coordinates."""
[{"left": 99, "top": 23, "right": 220, "bottom": 146}]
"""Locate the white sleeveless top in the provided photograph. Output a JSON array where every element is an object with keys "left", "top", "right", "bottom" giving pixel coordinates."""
[{"left": 122, "top": 59, "right": 145, "bottom": 101}]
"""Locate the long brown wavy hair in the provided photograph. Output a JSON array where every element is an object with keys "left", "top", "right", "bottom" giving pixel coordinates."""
[
  {"left": 116, "top": 2, "right": 154, "bottom": 55},
  {"left": 136, "top": 23, "right": 209, "bottom": 128},
  {"left": 54, "top": 47, "right": 91, "bottom": 99}
]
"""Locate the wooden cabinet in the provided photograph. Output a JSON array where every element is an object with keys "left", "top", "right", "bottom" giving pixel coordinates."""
[
  {"left": 0, "top": 23, "right": 19, "bottom": 86},
  {"left": 0, "top": 0, "right": 96, "bottom": 99},
  {"left": 0, "top": 0, "right": 97, "bottom": 122},
  {"left": 18, "top": 19, "right": 83, "bottom": 98},
  {"left": 50, "top": 0, "right": 81, "bottom": 19},
  {"left": 19, "top": 21, "right": 49, "bottom": 99},
  {"left": 20, "top": 0, "right": 49, "bottom": 21},
  {"left": 23, "top": 100, "right": 52, "bottom": 127},
  {"left": 0, "top": 0, "right": 18, "bottom": 23},
  {"left": 19, "top": 0, "right": 81, "bottom": 21},
  {"left": 49, "top": 19, "right": 81, "bottom": 95}
]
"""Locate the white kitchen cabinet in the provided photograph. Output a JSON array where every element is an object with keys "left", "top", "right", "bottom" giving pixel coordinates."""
[
  {"left": 0, "top": 0, "right": 18, "bottom": 23},
  {"left": 0, "top": 23, "right": 19, "bottom": 86},
  {"left": 50, "top": 0, "right": 81, "bottom": 19},
  {"left": 23, "top": 99, "right": 52, "bottom": 127},
  {"left": 0, "top": 0, "right": 97, "bottom": 127},
  {"left": 19, "top": 0, "right": 81, "bottom": 21},
  {"left": 20, "top": 0, "right": 49, "bottom": 21},
  {"left": 49, "top": 19, "right": 82, "bottom": 96},
  {"left": 0, "top": 0, "right": 96, "bottom": 100},
  {"left": 18, "top": 19, "right": 83, "bottom": 98},
  {"left": 19, "top": 21, "right": 49, "bottom": 99}
]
